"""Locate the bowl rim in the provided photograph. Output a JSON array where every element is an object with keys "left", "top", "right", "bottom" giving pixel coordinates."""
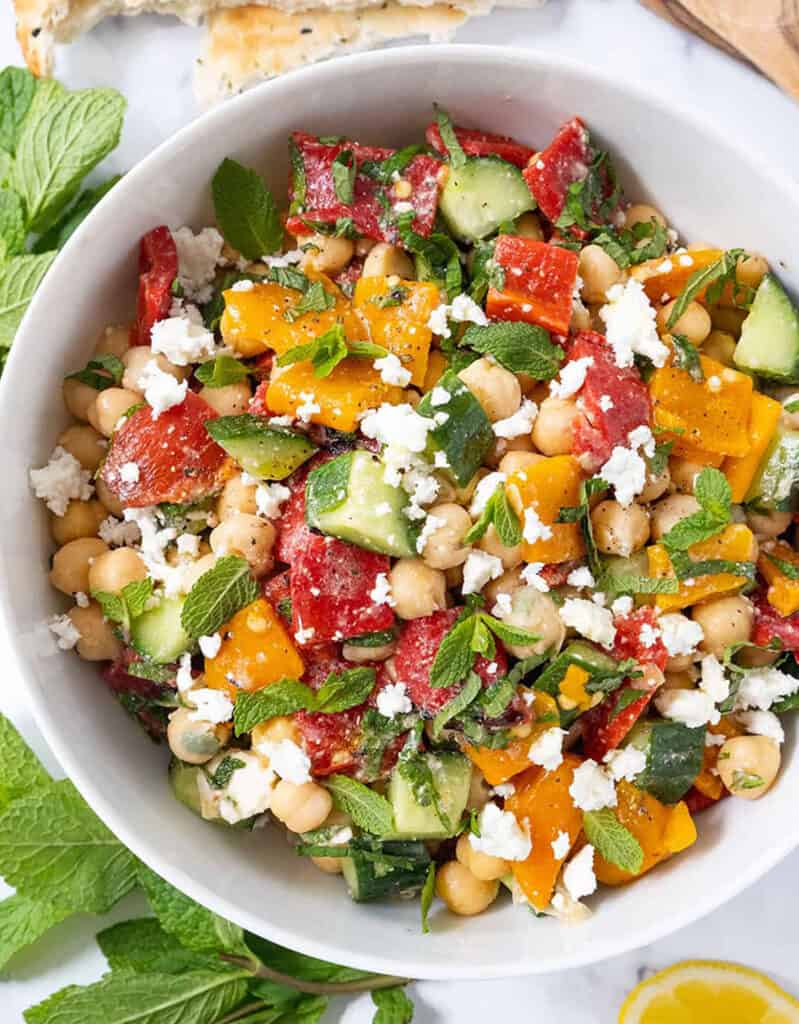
[{"left": 5, "top": 42, "right": 799, "bottom": 981}]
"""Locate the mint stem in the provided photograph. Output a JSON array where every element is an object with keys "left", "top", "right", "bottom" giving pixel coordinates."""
[{"left": 219, "top": 954, "right": 411, "bottom": 994}]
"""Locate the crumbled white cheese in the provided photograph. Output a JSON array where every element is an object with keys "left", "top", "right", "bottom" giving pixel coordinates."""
[
  {"left": 521, "top": 562, "right": 550, "bottom": 593},
  {"left": 598, "top": 446, "right": 647, "bottom": 508},
  {"left": 255, "top": 482, "right": 291, "bottom": 519},
  {"left": 560, "top": 598, "right": 616, "bottom": 649},
  {"left": 562, "top": 845, "right": 597, "bottom": 902},
  {"left": 569, "top": 759, "right": 617, "bottom": 811},
  {"left": 257, "top": 738, "right": 312, "bottom": 784},
  {"left": 469, "top": 803, "right": 532, "bottom": 861},
  {"left": 523, "top": 506, "right": 553, "bottom": 544},
  {"left": 469, "top": 472, "right": 506, "bottom": 518},
  {"left": 735, "top": 665, "right": 799, "bottom": 711},
  {"left": 151, "top": 316, "right": 217, "bottom": 366},
  {"left": 628, "top": 425, "right": 656, "bottom": 459},
  {"left": 376, "top": 681, "right": 412, "bottom": 719},
  {"left": 639, "top": 622, "right": 661, "bottom": 649},
  {"left": 705, "top": 732, "right": 726, "bottom": 747},
  {"left": 699, "top": 654, "right": 729, "bottom": 703},
  {"left": 416, "top": 513, "right": 444, "bottom": 555},
  {"left": 603, "top": 746, "right": 647, "bottom": 783},
  {"left": 30, "top": 446, "right": 94, "bottom": 516},
  {"left": 175, "top": 651, "right": 194, "bottom": 693},
  {"left": 493, "top": 782, "right": 516, "bottom": 798},
  {"left": 493, "top": 399, "right": 538, "bottom": 439},
  {"left": 263, "top": 250, "right": 303, "bottom": 268},
  {"left": 48, "top": 613, "right": 80, "bottom": 650},
  {"left": 659, "top": 613, "right": 703, "bottom": 657},
  {"left": 138, "top": 358, "right": 188, "bottom": 418},
  {"left": 599, "top": 394, "right": 614, "bottom": 412},
  {"left": 492, "top": 592, "right": 514, "bottom": 617},
  {"left": 737, "top": 709, "right": 784, "bottom": 744},
  {"left": 370, "top": 572, "right": 395, "bottom": 607},
  {"left": 374, "top": 353, "right": 412, "bottom": 387},
  {"left": 430, "top": 386, "right": 451, "bottom": 407},
  {"left": 176, "top": 533, "right": 201, "bottom": 558},
  {"left": 566, "top": 566, "right": 595, "bottom": 589},
  {"left": 462, "top": 550, "right": 504, "bottom": 596},
  {"left": 209, "top": 751, "right": 275, "bottom": 825},
  {"left": 173, "top": 226, "right": 224, "bottom": 303},
  {"left": 599, "top": 278, "right": 669, "bottom": 369},
  {"left": 433, "top": 451, "right": 450, "bottom": 469},
  {"left": 527, "top": 727, "right": 565, "bottom": 772},
  {"left": 295, "top": 392, "right": 321, "bottom": 424},
  {"left": 655, "top": 688, "right": 719, "bottom": 728},
  {"left": 98, "top": 515, "right": 141, "bottom": 548},
  {"left": 551, "top": 830, "right": 571, "bottom": 860},
  {"left": 426, "top": 293, "right": 488, "bottom": 340},
  {"left": 74, "top": 591, "right": 90, "bottom": 608},
  {"left": 119, "top": 461, "right": 140, "bottom": 484},
  {"left": 188, "top": 688, "right": 233, "bottom": 724},
  {"left": 611, "top": 595, "right": 634, "bottom": 617},
  {"left": 360, "top": 402, "right": 435, "bottom": 455},
  {"left": 199, "top": 633, "right": 222, "bottom": 659},
  {"left": 231, "top": 279, "right": 255, "bottom": 292},
  {"left": 550, "top": 357, "right": 593, "bottom": 400}
]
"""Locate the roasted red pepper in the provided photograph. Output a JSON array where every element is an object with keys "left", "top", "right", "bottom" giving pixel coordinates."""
[
  {"left": 425, "top": 122, "right": 535, "bottom": 168},
  {"left": 131, "top": 226, "right": 178, "bottom": 346},
  {"left": 486, "top": 235, "right": 578, "bottom": 335}
]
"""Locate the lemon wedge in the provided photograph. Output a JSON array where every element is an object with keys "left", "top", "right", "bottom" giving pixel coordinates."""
[{"left": 619, "top": 960, "right": 799, "bottom": 1024}]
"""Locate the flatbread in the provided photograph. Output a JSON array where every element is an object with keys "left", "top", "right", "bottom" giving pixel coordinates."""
[{"left": 195, "top": 3, "right": 471, "bottom": 106}]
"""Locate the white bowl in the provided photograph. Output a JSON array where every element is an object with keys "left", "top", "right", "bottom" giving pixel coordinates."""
[{"left": 2, "top": 44, "right": 797, "bottom": 981}]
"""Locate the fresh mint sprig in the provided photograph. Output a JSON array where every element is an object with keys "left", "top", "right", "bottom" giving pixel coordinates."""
[
  {"left": 460, "top": 321, "right": 564, "bottom": 379},
  {"left": 666, "top": 248, "right": 749, "bottom": 329},
  {"left": 211, "top": 156, "right": 282, "bottom": 260},
  {"left": 181, "top": 555, "right": 259, "bottom": 639},
  {"left": 464, "top": 483, "right": 522, "bottom": 547},
  {"left": 277, "top": 322, "right": 387, "bottom": 378},
  {"left": 430, "top": 605, "right": 540, "bottom": 689},
  {"left": 661, "top": 467, "right": 732, "bottom": 555},
  {"left": 195, "top": 354, "right": 250, "bottom": 388},
  {"left": 583, "top": 807, "right": 643, "bottom": 874}
]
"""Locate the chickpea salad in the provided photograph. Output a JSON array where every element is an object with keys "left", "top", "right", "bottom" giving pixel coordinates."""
[{"left": 31, "top": 110, "right": 799, "bottom": 924}]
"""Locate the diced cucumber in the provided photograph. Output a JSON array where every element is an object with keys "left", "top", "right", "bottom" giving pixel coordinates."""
[
  {"left": 745, "top": 427, "right": 799, "bottom": 511},
  {"left": 341, "top": 839, "right": 431, "bottom": 902},
  {"left": 305, "top": 450, "right": 418, "bottom": 557},
  {"left": 439, "top": 157, "right": 535, "bottom": 243},
  {"left": 734, "top": 274, "right": 799, "bottom": 382},
  {"left": 535, "top": 640, "right": 619, "bottom": 695},
  {"left": 417, "top": 370, "right": 493, "bottom": 486},
  {"left": 130, "top": 596, "right": 191, "bottom": 664},
  {"left": 206, "top": 414, "right": 317, "bottom": 480},
  {"left": 626, "top": 720, "right": 705, "bottom": 804},
  {"left": 170, "top": 759, "right": 204, "bottom": 817},
  {"left": 386, "top": 751, "right": 471, "bottom": 840}
]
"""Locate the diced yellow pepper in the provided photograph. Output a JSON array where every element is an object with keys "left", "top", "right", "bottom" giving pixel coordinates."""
[
  {"left": 559, "top": 664, "right": 593, "bottom": 712},
  {"left": 266, "top": 360, "right": 402, "bottom": 432},
  {"left": 353, "top": 277, "right": 439, "bottom": 388},
  {"left": 663, "top": 801, "right": 698, "bottom": 854},
  {"left": 723, "top": 392, "right": 782, "bottom": 503},
  {"left": 759, "top": 539, "right": 799, "bottom": 617},
  {"left": 505, "top": 455, "right": 585, "bottom": 564},
  {"left": 634, "top": 249, "right": 724, "bottom": 303},
  {"left": 422, "top": 350, "right": 448, "bottom": 391},
  {"left": 646, "top": 524, "right": 756, "bottom": 611},
  {"left": 221, "top": 272, "right": 365, "bottom": 357},
  {"left": 650, "top": 355, "right": 753, "bottom": 457}
]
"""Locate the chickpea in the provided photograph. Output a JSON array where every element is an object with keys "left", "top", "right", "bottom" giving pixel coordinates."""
[
  {"left": 590, "top": 500, "right": 650, "bottom": 557},
  {"left": 736, "top": 253, "right": 769, "bottom": 291},
  {"left": 252, "top": 715, "right": 300, "bottom": 748},
  {"left": 702, "top": 330, "right": 736, "bottom": 367},
  {"left": 458, "top": 358, "right": 521, "bottom": 422},
  {"left": 50, "top": 499, "right": 106, "bottom": 546},
  {"left": 50, "top": 537, "right": 109, "bottom": 596},
  {"left": 717, "top": 735, "right": 780, "bottom": 800},
  {"left": 63, "top": 377, "right": 99, "bottom": 422},
  {"left": 663, "top": 669, "right": 698, "bottom": 690},
  {"left": 355, "top": 238, "right": 376, "bottom": 258},
  {"left": 121, "top": 347, "right": 186, "bottom": 393},
  {"left": 657, "top": 300, "right": 711, "bottom": 346},
  {"left": 651, "top": 494, "right": 700, "bottom": 541},
  {"left": 94, "top": 323, "right": 131, "bottom": 358},
  {"left": 88, "top": 547, "right": 148, "bottom": 595},
  {"left": 421, "top": 503, "right": 472, "bottom": 570},
  {"left": 210, "top": 513, "right": 275, "bottom": 577},
  {"left": 669, "top": 457, "right": 703, "bottom": 495},
  {"left": 198, "top": 382, "right": 251, "bottom": 417},
  {"left": 342, "top": 639, "right": 396, "bottom": 663},
  {"left": 217, "top": 474, "right": 258, "bottom": 520},
  {"left": 514, "top": 211, "right": 544, "bottom": 240},
  {"left": 738, "top": 646, "right": 780, "bottom": 669},
  {"left": 456, "top": 833, "right": 508, "bottom": 882},
  {"left": 182, "top": 553, "right": 217, "bottom": 591},
  {"left": 477, "top": 523, "right": 523, "bottom": 570},
  {"left": 691, "top": 595, "right": 753, "bottom": 658},
  {"left": 499, "top": 451, "right": 544, "bottom": 477},
  {"left": 638, "top": 464, "right": 670, "bottom": 504},
  {"left": 88, "top": 387, "right": 142, "bottom": 438},
  {"left": 579, "top": 244, "right": 623, "bottom": 304},
  {"left": 571, "top": 300, "right": 592, "bottom": 332},
  {"left": 445, "top": 564, "right": 464, "bottom": 591},
  {"left": 68, "top": 602, "right": 122, "bottom": 661},
  {"left": 389, "top": 558, "right": 447, "bottom": 619},
  {"left": 167, "top": 707, "right": 226, "bottom": 765},
  {"left": 300, "top": 233, "right": 354, "bottom": 276},
  {"left": 483, "top": 566, "right": 524, "bottom": 609},
  {"left": 95, "top": 477, "right": 124, "bottom": 517},
  {"left": 362, "top": 242, "right": 415, "bottom": 279},
  {"left": 270, "top": 780, "right": 333, "bottom": 833},
  {"left": 453, "top": 468, "right": 488, "bottom": 507},
  {"left": 57, "top": 424, "right": 107, "bottom": 472},
  {"left": 711, "top": 306, "right": 746, "bottom": 337},
  {"left": 624, "top": 203, "right": 666, "bottom": 230},
  {"left": 487, "top": 434, "right": 534, "bottom": 469},
  {"left": 532, "top": 398, "right": 579, "bottom": 456},
  {"left": 435, "top": 860, "right": 498, "bottom": 916},
  {"left": 500, "top": 588, "right": 565, "bottom": 659},
  {"left": 746, "top": 508, "right": 792, "bottom": 540}
]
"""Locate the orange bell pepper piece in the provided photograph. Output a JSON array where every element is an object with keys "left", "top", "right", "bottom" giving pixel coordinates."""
[
  {"left": 650, "top": 355, "right": 753, "bottom": 458},
  {"left": 204, "top": 597, "right": 305, "bottom": 699},
  {"left": 353, "top": 277, "right": 438, "bottom": 388},
  {"left": 634, "top": 249, "right": 723, "bottom": 304},
  {"left": 723, "top": 392, "right": 782, "bottom": 503},
  {"left": 505, "top": 455, "right": 585, "bottom": 564},
  {"left": 646, "top": 524, "right": 755, "bottom": 611},
  {"left": 593, "top": 781, "right": 696, "bottom": 885},
  {"left": 464, "top": 691, "right": 560, "bottom": 786},
  {"left": 505, "top": 754, "right": 584, "bottom": 910},
  {"left": 558, "top": 664, "right": 593, "bottom": 712},
  {"left": 422, "top": 350, "right": 448, "bottom": 391},
  {"left": 759, "top": 539, "right": 799, "bottom": 617}
]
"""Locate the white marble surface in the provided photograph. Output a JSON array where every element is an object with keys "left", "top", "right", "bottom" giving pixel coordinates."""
[{"left": 2, "top": 0, "right": 799, "bottom": 1019}]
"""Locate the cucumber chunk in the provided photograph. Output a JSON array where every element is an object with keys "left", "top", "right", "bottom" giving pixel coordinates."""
[
  {"left": 206, "top": 414, "right": 317, "bottom": 480},
  {"left": 130, "top": 596, "right": 191, "bottom": 664},
  {"left": 626, "top": 720, "right": 705, "bottom": 804},
  {"left": 341, "top": 839, "right": 430, "bottom": 902},
  {"left": 734, "top": 274, "right": 799, "bottom": 382},
  {"left": 305, "top": 450, "right": 418, "bottom": 557},
  {"left": 169, "top": 759, "right": 204, "bottom": 817},
  {"left": 417, "top": 370, "right": 493, "bottom": 486},
  {"left": 387, "top": 751, "right": 471, "bottom": 839},
  {"left": 745, "top": 427, "right": 799, "bottom": 511},
  {"left": 439, "top": 157, "right": 535, "bottom": 243}
]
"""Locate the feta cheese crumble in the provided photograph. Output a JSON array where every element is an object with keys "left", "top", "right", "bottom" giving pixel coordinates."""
[
  {"left": 469, "top": 803, "right": 532, "bottom": 861},
  {"left": 523, "top": 506, "right": 553, "bottom": 544},
  {"left": 416, "top": 513, "right": 444, "bottom": 555},
  {"left": 48, "top": 613, "right": 80, "bottom": 650},
  {"left": 659, "top": 613, "right": 704, "bottom": 657},
  {"left": 138, "top": 358, "right": 189, "bottom": 418},
  {"left": 737, "top": 709, "right": 784, "bottom": 744},
  {"left": 255, "top": 482, "right": 291, "bottom": 519},
  {"left": 430, "top": 386, "right": 451, "bottom": 407},
  {"left": 699, "top": 654, "right": 729, "bottom": 704},
  {"left": 528, "top": 727, "right": 565, "bottom": 772},
  {"left": 566, "top": 566, "right": 595, "bottom": 589},
  {"left": 151, "top": 315, "right": 217, "bottom": 366},
  {"left": 551, "top": 831, "right": 571, "bottom": 860},
  {"left": 30, "top": 446, "right": 94, "bottom": 516},
  {"left": 205, "top": 751, "right": 275, "bottom": 825},
  {"left": 569, "top": 759, "right": 617, "bottom": 811},
  {"left": 521, "top": 562, "right": 550, "bottom": 592},
  {"left": 655, "top": 688, "right": 719, "bottom": 729},
  {"left": 462, "top": 550, "right": 504, "bottom": 595},
  {"left": 376, "top": 681, "right": 413, "bottom": 719},
  {"left": 119, "top": 462, "right": 140, "bottom": 484},
  {"left": 258, "top": 738, "right": 312, "bottom": 784},
  {"left": 369, "top": 572, "right": 395, "bottom": 607},
  {"left": 98, "top": 515, "right": 141, "bottom": 548},
  {"left": 198, "top": 633, "right": 222, "bottom": 659},
  {"left": 173, "top": 226, "right": 224, "bottom": 303},
  {"left": 550, "top": 357, "right": 593, "bottom": 400},
  {"left": 469, "top": 472, "right": 506, "bottom": 517},
  {"left": 374, "top": 353, "right": 412, "bottom": 387},
  {"left": 599, "top": 278, "right": 669, "bottom": 369},
  {"left": 187, "top": 688, "right": 234, "bottom": 724},
  {"left": 493, "top": 399, "right": 538, "bottom": 439},
  {"left": 603, "top": 745, "right": 647, "bottom": 782},
  {"left": 176, "top": 652, "right": 194, "bottom": 693},
  {"left": 560, "top": 598, "right": 616, "bottom": 649},
  {"left": 735, "top": 665, "right": 799, "bottom": 711},
  {"left": 562, "top": 845, "right": 597, "bottom": 902},
  {"left": 295, "top": 392, "right": 321, "bottom": 424},
  {"left": 426, "top": 293, "right": 488, "bottom": 340},
  {"left": 598, "top": 445, "right": 647, "bottom": 508}
]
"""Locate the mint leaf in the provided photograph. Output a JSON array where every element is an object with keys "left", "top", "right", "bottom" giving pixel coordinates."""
[
  {"left": 429, "top": 612, "right": 477, "bottom": 689},
  {"left": 0, "top": 779, "right": 137, "bottom": 913},
  {"left": 92, "top": 578, "right": 154, "bottom": 634},
  {"left": 433, "top": 105, "right": 466, "bottom": 169},
  {"left": 283, "top": 279, "right": 336, "bottom": 324},
  {"left": 331, "top": 149, "right": 356, "bottom": 205},
  {"left": 278, "top": 322, "right": 348, "bottom": 378},
  {"left": 766, "top": 553, "right": 799, "bottom": 580},
  {"left": 14, "top": 87, "right": 125, "bottom": 234},
  {"left": 315, "top": 667, "right": 376, "bottom": 713},
  {"left": 372, "top": 986, "right": 415, "bottom": 1024},
  {"left": 667, "top": 249, "right": 746, "bottom": 328},
  {"left": 195, "top": 355, "right": 250, "bottom": 388},
  {"left": 600, "top": 573, "right": 679, "bottom": 595},
  {"left": 211, "top": 157, "right": 282, "bottom": 260},
  {"left": 97, "top": 918, "right": 226, "bottom": 975},
  {"left": 648, "top": 440, "right": 672, "bottom": 477},
  {"left": 431, "top": 671, "right": 482, "bottom": 739},
  {"left": 592, "top": 218, "right": 667, "bottom": 270},
  {"left": 607, "top": 687, "right": 643, "bottom": 723},
  {"left": 464, "top": 484, "right": 521, "bottom": 547},
  {"left": 0, "top": 67, "right": 36, "bottom": 155},
  {"left": 244, "top": 933, "right": 375, "bottom": 983},
  {"left": 325, "top": 775, "right": 394, "bottom": 835},
  {"left": 461, "top": 321, "right": 563, "bottom": 379},
  {"left": 671, "top": 333, "right": 704, "bottom": 382},
  {"left": 23, "top": 970, "right": 249, "bottom": 1024},
  {"left": 583, "top": 807, "right": 643, "bottom": 874},
  {"left": 233, "top": 678, "right": 313, "bottom": 735},
  {"left": 0, "top": 893, "right": 70, "bottom": 970},
  {"left": 661, "top": 467, "right": 731, "bottom": 554},
  {"left": 481, "top": 614, "right": 539, "bottom": 649},
  {"left": 32, "top": 176, "right": 120, "bottom": 253},
  {"left": 0, "top": 187, "right": 25, "bottom": 257},
  {"left": 695, "top": 466, "right": 732, "bottom": 521},
  {"left": 0, "top": 713, "right": 51, "bottom": 813},
  {"left": 181, "top": 555, "right": 259, "bottom": 638},
  {"left": 0, "top": 251, "right": 56, "bottom": 347},
  {"left": 66, "top": 352, "right": 125, "bottom": 391},
  {"left": 266, "top": 265, "right": 311, "bottom": 292},
  {"left": 420, "top": 863, "right": 436, "bottom": 935}
]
